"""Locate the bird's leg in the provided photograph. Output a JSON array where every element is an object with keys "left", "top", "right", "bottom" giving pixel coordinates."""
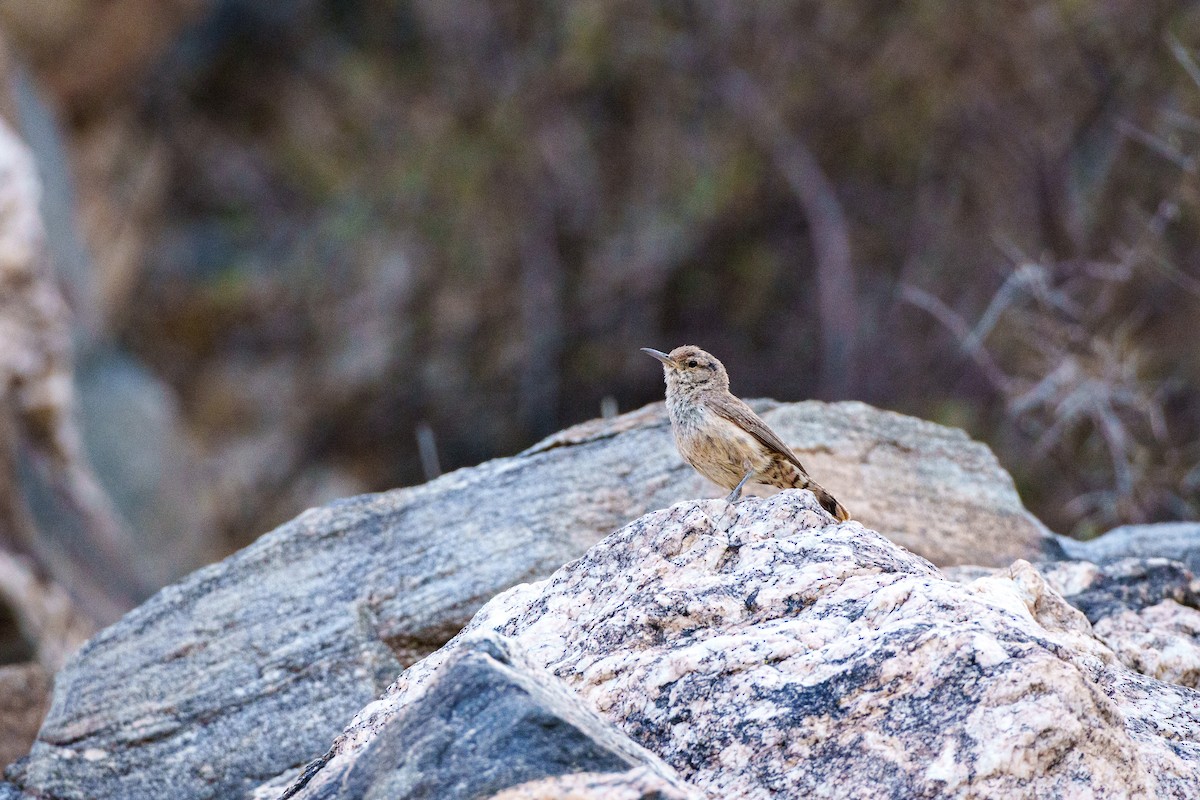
[{"left": 725, "top": 467, "right": 755, "bottom": 504}]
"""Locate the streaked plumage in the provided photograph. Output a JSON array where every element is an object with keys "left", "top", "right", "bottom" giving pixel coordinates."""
[{"left": 643, "top": 345, "right": 850, "bottom": 521}]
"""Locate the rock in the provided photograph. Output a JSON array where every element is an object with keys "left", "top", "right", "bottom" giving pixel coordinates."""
[
  {"left": 4, "top": 33, "right": 234, "bottom": 593},
  {"left": 1034, "top": 557, "right": 1200, "bottom": 690},
  {"left": 9, "top": 400, "right": 1057, "bottom": 800},
  {"left": 0, "top": 113, "right": 144, "bottom": 620},
  {"left": 484, "top": 768, "right": 692, "bottom": 800},
  {"left": 277, "top": 635, "right": 697, "bottom": 800},
  {"left": 1092, "top": 601, "right": 1200, "bottom": 689},
  {"left": 1037, "top": 557, "right": 1200, "bottom": 625},
  {"left": 950, "top": 556, "right": 1200, "bottom": 691},
  {"left": 296, "top": 492, "right": 1200, "bottom": 799},
  {"left": 1057, "top": 522, "right": 1200, "bottom": 574},
  {"left": 533, "top": 399, "right": 1059, "bottom": 568}
]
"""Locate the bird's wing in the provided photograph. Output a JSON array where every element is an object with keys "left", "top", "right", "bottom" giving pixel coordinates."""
[{"left": 710, "top": 395, "right": 811, "bottom": 476}]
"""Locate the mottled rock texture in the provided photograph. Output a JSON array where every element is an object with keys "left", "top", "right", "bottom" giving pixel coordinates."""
[
  {"left": 277, "top": 635, "right": 697, "bottom": 800},
  {"left": 485, "top": 768, "right": 692, "bottom": 800},
  {"left": 292, "top": 492, "right": 1200, "bottom": 800},
  {"left": 6, "top": 400, "right": 1058, "bottom": 800},
  {"left": 1037, "top": 557, "right": 1200, "bottom": 690}
]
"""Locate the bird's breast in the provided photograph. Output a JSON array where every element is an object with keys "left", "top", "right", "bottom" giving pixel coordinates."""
[{"left": 667, "top": 401, "right": 769, "bottom": 487}]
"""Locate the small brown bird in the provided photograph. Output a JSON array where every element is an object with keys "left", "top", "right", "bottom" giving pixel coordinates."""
[{"left": 642, "top": 345, "right": 850, "bottom": 521}]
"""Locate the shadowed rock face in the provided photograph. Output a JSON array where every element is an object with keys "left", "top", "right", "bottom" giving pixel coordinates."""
[
  {"left": 290, "top": 493, "right": 1200, "bottom": 800},
  {"left": 4, "top": 400, "right": 1059, "bottom": 800},
  {"left": 278, "top": 635, "right": 697, "bottom": 800}
]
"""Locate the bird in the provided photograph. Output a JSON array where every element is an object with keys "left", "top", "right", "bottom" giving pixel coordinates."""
[{"left": 642, "top": 345, "right": 850, "bottom": 521}]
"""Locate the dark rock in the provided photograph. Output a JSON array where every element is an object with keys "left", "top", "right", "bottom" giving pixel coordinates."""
[{"left": 280, "top": 635, "right": 695, "bottom": 800}]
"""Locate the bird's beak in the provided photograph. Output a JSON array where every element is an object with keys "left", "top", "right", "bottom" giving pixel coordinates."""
[{"left": 641, "top": 348, "right": 674, "bottom": 367}]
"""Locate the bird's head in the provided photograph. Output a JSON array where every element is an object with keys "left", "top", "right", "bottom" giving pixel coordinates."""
[{"left": 641, "top": 345, "right": 729, "bottom": 394}]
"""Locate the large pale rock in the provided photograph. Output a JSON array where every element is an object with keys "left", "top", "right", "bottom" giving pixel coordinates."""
[
  {"left": 533, "top": 399, "right": 1058, "bottom": 568},
  {"left": 6, "top": 401, "right": 1057, "bottom": 799},
  {"left": 276, "top": 635, "right": 697, "bottom": 800},
  {"left": 291, "top": 493, "right": 1200, "bottom": 799}
]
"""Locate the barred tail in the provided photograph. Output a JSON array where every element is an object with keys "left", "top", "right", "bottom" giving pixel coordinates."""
[
  {"left": 775, "top": 461, "right": 851, "bottom": 521},
  {"left": 811, "top": 483, "right": 851, "bottom": 522}
]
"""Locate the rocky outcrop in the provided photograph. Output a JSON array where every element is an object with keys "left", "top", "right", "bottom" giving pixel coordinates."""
[
  {"left": 5, "top": 399, "right": 1060, "bottom": 799},
  {"left": 276, "top": 635, "right": 697, "bottom": 800},
  {"left": 287, "top": 492, "right": 1200, "bottom": 800}
]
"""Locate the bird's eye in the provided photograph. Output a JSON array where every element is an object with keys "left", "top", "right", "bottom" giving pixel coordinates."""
[{"left": 687, "top": 359, "right": 698, "bottom": 368}]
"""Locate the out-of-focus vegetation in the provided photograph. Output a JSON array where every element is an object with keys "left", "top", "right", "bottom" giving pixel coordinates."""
[{"left": 2, "top": 0, "right": 1198, "bottom": 584}]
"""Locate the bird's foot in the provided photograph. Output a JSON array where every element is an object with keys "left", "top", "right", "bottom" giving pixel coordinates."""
[{"left": 724, "top": 468, "right": 755, "bottom": 504}]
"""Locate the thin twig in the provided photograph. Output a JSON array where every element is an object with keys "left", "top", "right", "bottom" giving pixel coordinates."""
[
  {"left": 719, "top": 68, "right": 858, "bottom": 397},
  {"left": 415, "top": 421, "right": 442, "bottom": 481},
  {"left": 1168, "top": 33, "right": 1200, "bottom": 91},
  {"left": 898, "top": 284, "right": 1015, "bottom": 395}
]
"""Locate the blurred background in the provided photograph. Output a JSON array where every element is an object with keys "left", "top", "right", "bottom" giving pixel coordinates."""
[{"left": 1, "top": 0, "right": 1199, "bottom": 623}]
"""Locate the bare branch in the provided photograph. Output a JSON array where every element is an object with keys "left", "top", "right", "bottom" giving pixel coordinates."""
[
  {"left": 898, "top": 284, "right": 1015, "bottom": 395},
  {"left": 718, "top": 69, "right": 858, "bottom": 398},
  {"left": 1116, "top": 118, "right": 1197, "bottom": 172},
  {"left": 1168, "top": 33, "right": 1200, "bottom": 91}
]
